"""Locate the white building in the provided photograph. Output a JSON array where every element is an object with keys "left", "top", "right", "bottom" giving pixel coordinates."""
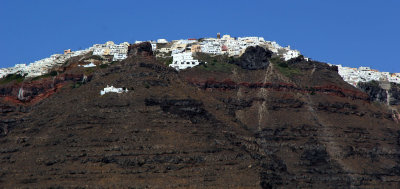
[
  {"left": 169, "top": 52, "right": 201, "bottom": 70},
  {"left": 100, "top": 85, "right": 128, "bottom": 95},
  {"left": 283, "top": 49, "right": 301, "bottom": 61},
  {"left": 157, "top": 39, "right": 168, "bottom": 43},
  {"left": 159, "top": 47, "right": 172, "bottom": 53},
  {"left": 80, "top": 62, "right": 96, "bottom": 68},
  {"left": 389, "top": 74, "right": 400, "bottom": 83},
  {"left": 150, "top": 41, "right": 157, "bottom": 51},
  {"left": 221, "top": 35, "right": 235, "bottom": 41},
  {"left": 265, "top": 41, "right": 282, "bottom": 53},
  {"left": 201, "top": 40, "right": 222, "bottom": 55},
  {"left": 238, "top": 36, "right": 265, "bottom": 43},
  {"left": 113, "top": 53, "right": 127, "bottom": 61}
]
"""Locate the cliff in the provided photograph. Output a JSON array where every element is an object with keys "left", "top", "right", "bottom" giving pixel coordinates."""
[
  {"left": 0, "top": 44, "right": 399, "bottom": 188},
  {"left": 358, "top": 81, "right": 400, "bottom": 120}
]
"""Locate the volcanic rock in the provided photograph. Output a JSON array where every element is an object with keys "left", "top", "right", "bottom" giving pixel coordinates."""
[
  {"left": 0, "top": 46, "right": 399, "bottom": 188},
  {"left": 232, "top": 46, "right": 272, "bottom": 70},
  {"left": 128, "top": 42, "right": 153, "bottom": 57}
]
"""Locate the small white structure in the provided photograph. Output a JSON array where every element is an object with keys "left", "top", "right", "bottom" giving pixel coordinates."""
[
  {"left": 81, "top": 62, "right": 96, "bottom": 68},
  {"left": 157, "top": 39, "right": 168, "bottom": 43},
  {"left": 113, "top": 53, "right": 127, "bottom": 61},
  {"left": 169, "top": 52, "right": 201, "bottom": 70},
  {"left": 100, "top": 85, "right": 128, "bottom": 95},
  {"left": 150, "top": 41, "right": 157, "bottom": 51},
  {"left": 283, "top": 49, "right": 301, "bottom": 61},
  {"left": 158, "top": 47, "right": 172, "bottom": 53}
]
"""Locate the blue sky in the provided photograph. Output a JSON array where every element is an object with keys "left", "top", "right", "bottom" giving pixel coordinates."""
[{"left": 1, "top": 0, "right": 399, "bottom": 72}]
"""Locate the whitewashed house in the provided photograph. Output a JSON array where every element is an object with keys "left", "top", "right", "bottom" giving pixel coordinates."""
[
  {"left": 169, "top": 52, "right": 201, "bottom": 70},
  {"left": 150, "top": 41, "right": 157, "bottom": 51},
  {"left": 157, "top": 39, "right": 168, "bottom": 43},
  {"left": 80, "top": 62, "right": 96, "bottom": 68},
  {"left": 201, "top": 40, "right": 222, "bottom": 55},
  {"left": 113, "top": 53, "right": 127, "bottom": 61},
  {"left": 100, "top": 85, "right": 128, "bottom": 95},
  {"left": 283, "top": 49, "right": 301, "bottom": 61}
]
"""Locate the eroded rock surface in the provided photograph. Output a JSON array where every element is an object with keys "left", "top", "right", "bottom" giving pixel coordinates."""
[
  {"left": 232, "top": 46, "right": 272, "bottom": 70},
  {"left": 0, "top": 46, "right": 399, "bottom": 188}
]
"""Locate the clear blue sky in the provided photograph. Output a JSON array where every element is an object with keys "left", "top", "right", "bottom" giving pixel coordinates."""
[{"left": 1, "top": 0, "right": 399, "bottom": 72}]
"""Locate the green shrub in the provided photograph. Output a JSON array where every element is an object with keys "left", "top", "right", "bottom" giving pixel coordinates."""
[
  {"left": 86, "top": 55, "right": 103, "bottom": 61},
  {"left": 310, "top": 88, "right": 316, "bottom": 95},
  {"left": 63, "top": 60, "right": 70, "bottom": 66},
  {"left": 275, "top": 65, "right": 301, "bottom": 78},
  {"left": 99, "top": 64, "right": 109, "bottom": 69},
  {"left": 272, "top": 58, "right": 302, "bottom": 78},
  {"left": 92, "top": 55, "right": 103, "bottom": 60},
  {"left": 193, "top": 53, "right": 239, "bottom": 73},
  {"left": 198, "top": 61, "right": 237, "bottom": 73},
  {"left": 0, "top": 73, "right": 25, "bottom": 84},
  {"left": 71, "top": 82, "right": 83, "bottom": 88},
  {"left": 49, "top": 71, "right": 58, "bottom": 76},
  {"left": 157, "top": 57, "right": 173, "bottom": 66},
  {"left": 84, "top": 67, "right": 95, "bottom": 75},
  {"left": 278, "top": 62, "right": 288, "bottom": 68},
  {"left": 166, "top": 58, "right": 173, "bottom": 66}
]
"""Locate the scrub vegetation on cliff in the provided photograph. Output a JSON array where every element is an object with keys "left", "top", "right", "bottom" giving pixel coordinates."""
[
  {"left": 193, "top": 53, "right": 238, "bottom": 73},
  {"left": 270, "top": 57, "right": 302, "bottom": 78},
  {"left": 0, "top": 73, "right": 26, "bottom": 84}
]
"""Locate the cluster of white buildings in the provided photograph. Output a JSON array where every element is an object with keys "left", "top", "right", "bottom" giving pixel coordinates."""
[
  {"left": 149, "top": 33, "right": 301, "bottom": 70},
  {"left": 0, "top": 48, "right": 92, "bottom": 78},
  {"left": 3, "top": 33, "right": 399, "bottom": 90},
  {"left": 0, "top": 41, "right": 131, "bottom": 79},
  {"left": 0, "top": 34, "right": 303, "bottom": 78},
  {"left": 337, "top": 65, "right": 400, "bottom": 86},
  {"left": 152, "top": 34, "right": 300, "bottom": 59},
  {"left": 100, "top": 85, "right": 128, "bottom": 95},
  {"left": 92, "top": 41, "right": 129, "bottom": 61}
]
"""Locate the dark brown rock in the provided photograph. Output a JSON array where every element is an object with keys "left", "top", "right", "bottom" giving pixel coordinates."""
[
  {"left": 0, "top": 49, "right": 399, "bottom": 188},
  {"left": 232, "top": 46, "right": 272, "bottom": 70}
]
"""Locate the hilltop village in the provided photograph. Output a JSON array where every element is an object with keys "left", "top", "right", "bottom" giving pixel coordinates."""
[
  {"left": 337, "top": 65, "right": 400, "bottom": 86},
  {"left": 1, "top": 33, "right": 399, "bottom": 87}
]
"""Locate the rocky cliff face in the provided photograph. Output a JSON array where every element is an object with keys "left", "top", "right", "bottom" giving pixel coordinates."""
[
  {"left": 389, "top": 83, "right": 400, "bottom": 106},
  {"left": 357, "top": 81, "right": 388, "bottom": 103},
  {"left": 0, "top": 45, "right": 399, "bottom": 188},
  {"left": 357, "top": 81, "right": 400, "bottom": 122},
  {"left": 358, "top": 81, "right": 400, "bottom": 106},
  {"left": 128, "top": 42, "right": 153, "bottom": 57},
  {"left": 0, "top": 74, "right": 91, "bottom": 105},
  {"left": 232, "top": 46, "right": 272, "bottom": 70}
]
